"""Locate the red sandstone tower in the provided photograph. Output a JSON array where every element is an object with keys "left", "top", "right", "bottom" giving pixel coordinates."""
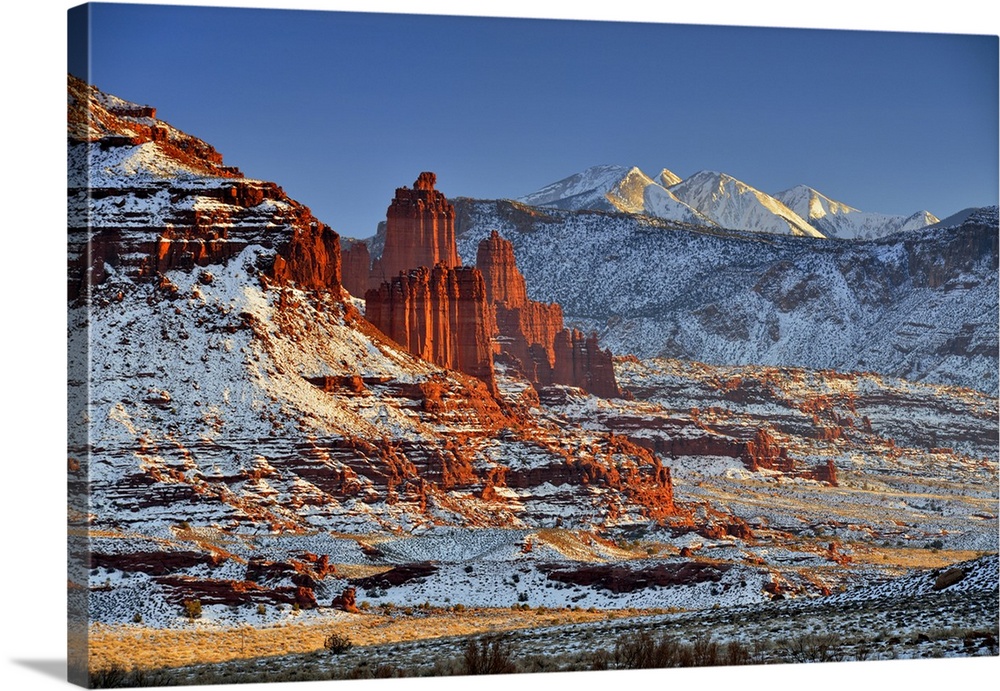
[
  {"left": 366, "top": 174, "right": 497, "bottom": 394},
  {"left": 372, "top": 172, "right": 459, "bottom": 285},
  {"left": 476, "top": 230, "right": 621, "bottom": 398}
]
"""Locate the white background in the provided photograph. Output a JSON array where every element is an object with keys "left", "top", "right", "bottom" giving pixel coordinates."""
[{"left": 1, "top": 1, "right": 997, "bottom": 689}]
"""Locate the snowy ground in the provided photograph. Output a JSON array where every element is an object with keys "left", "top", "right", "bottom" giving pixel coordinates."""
[{"left": 142, "top": 555, "right": 999, "bottom": 684}]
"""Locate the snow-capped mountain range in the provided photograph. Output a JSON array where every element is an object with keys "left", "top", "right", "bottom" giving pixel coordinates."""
[{"left": 518, "top": 165, "right": 938, "bottom": 239}]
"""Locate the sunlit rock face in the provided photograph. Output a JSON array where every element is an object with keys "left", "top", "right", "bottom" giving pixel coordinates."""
[
  {"left": 370, "top": 172, "right": 459, "bottom": 286},
  {"left": 67, "top": 74, "right": 341, "bottom": 299},
  {"left": 365, "top": 263, "right": 498, "bottom": 394}
]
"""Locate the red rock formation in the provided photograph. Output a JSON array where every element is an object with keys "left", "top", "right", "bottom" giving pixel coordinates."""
[
  {"left": 331, "top": 587, "right": 359, "bottom": 613},
  {"left": 477, "top": 230, "right": 529, "bottom": 308},
  {"left": 809, "top": 459, "right": 839, "bottom": 486},
  {"left": 373, "top": 172, "right": 459, "bottom": 285},
  {"left": 365, "top": 264, "right": 497, "bottom": 393},
  {"left": 68, "top": 75, "right": 342, "bottom": 298},
  {"left": 475, "top": 231, "right": 620, "bottom": 397},
  {"left": 740, "top": 428, "right": 794, "bottom": 473},
  {"left": 154, "top": 576, "right": 317, "bottom": 609},
  {"left": 90, "top": 551, "right": 224, "bottom": 575},
  {"left": 341, "top": 241, "right": 371, "bottom": 297},
  {"left": 542, "top": 561, "right": 730, "bottom": 594},
  {"left": 545, "top": 329, "right": 621, "bottom": 398}
]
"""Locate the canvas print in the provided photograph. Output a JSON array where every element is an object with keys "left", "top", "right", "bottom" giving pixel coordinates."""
[{"left": 67, "top": 2, "right": 999, "bottom": 688}]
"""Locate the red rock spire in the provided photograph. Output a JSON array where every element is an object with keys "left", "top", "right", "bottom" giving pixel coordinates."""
[
  {"left": 374, "top": 172, "right": 459, "bottom": 284},
  {"left": 475, "top": 231, "right": 620, "bottom": 398},
  {"left": 365, "top": 174, "right": 497, "bottom": 394}
]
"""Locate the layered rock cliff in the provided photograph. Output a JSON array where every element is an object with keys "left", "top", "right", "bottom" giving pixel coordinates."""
[
  {"left": 67, "top": 74, "right": 341, "bottom": 298},
  {"left": 364, "top": 265, "right": 497, "bottom": 394},
  {"left": 476, "top": 230, "right": 620, "bottom": 397}
]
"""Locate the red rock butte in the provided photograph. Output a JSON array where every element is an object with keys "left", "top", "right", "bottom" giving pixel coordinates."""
[{"left": 371, "top": 172, "right": 459, "bottom": 286}]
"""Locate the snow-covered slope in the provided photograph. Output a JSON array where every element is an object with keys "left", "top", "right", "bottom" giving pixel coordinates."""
[
  {"left": 774, "top": 184, "right": 939, "bottom": 239},
  {"left": 668, "top": 171, "right": 825, "bottom": 237},
  {"left": 520, "top": 166, "right": 824, "bottom": 237},
  {"left": 518, "top": 164, "right": 633, "bottom": 211},
  {"left": 518, "top": 165, "right": 713, "bottom": 225},
  {"left": 455, "top": 200, "right": 999, "bottom": 394}
]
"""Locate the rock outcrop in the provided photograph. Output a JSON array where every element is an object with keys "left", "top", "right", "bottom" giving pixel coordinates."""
[
  {"left": 371, "top": 172, "right": 459, "bottom": 286},
  {"left": 740, "top": 428, "right": 794, "bottom": 473},
  {"left": 67, "top": 74, "right": 341, "bottom": 298},
  {"left": 340, "top": 240, "right": 372, "bottom": 297},
  {"left": 547, "top": 329, "right": 620, "bottom": 398},
  {"left": 476, "top": 230, "right": 620, "bottom": 397},
  {"left": 365, "top": 264, "right": 497, "bottom": 393},
  {"left": 331, "top": 587, "right": 359, "bottom": 613}
]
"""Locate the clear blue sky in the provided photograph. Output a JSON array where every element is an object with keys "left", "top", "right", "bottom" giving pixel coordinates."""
[{"left": 77, "top": 2, "right": 998, "bottom": 238}]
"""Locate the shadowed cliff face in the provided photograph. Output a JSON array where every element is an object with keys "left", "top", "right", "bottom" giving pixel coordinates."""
[{"left": 476, "top": 230, "right": 621, "bottom": 398}]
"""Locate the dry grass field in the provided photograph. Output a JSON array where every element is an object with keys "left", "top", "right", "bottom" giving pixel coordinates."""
[{"left": 88, "top": 605, "right": 640, "bottom": 672}]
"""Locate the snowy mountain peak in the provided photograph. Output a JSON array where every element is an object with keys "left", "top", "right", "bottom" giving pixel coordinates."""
[
  {"left": 518, "top": 164, "right": 711, "bottom": 226},
  {"left": 773, "top": 185, "right": 938, "bottom": 240},
  {"left": 775, "top": 184, "right": 859, "bottom": 221},
  {"left": 656, "top": 168, "right": 683, "bottom": 187},
  {"left": 670, "top": 171, "right": 825, "bottom": 238},
  {"left": 518, "top": 165, "right": 945, "bottom": 241},
  {"left": 517, "top": 164, "right": 631, "bottom": 209}
]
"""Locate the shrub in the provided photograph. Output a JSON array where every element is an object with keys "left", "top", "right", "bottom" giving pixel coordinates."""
[
  {"left": 132, "top": 613, "right": 143, "bottom": 624},
  {"left": 724, "top": 640, "right": 751, "bottom": 666},
  {"left": 462, "top": 634, "right": 517, "bottom": 675},
  {"left": 612, "top": 631, "right": 730, "bottom": 668},
  {"left": 324, "top": 632, "right": 354, "bottom": 654},
  {"left": 182, "top": 599, "right": 202, "bottom": 622},
  {"left": 90, "top": 664, "right": 175, "bottom": 688},
  {"left": 614, "top": 631, "right": 674, "bottom": 669}
]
